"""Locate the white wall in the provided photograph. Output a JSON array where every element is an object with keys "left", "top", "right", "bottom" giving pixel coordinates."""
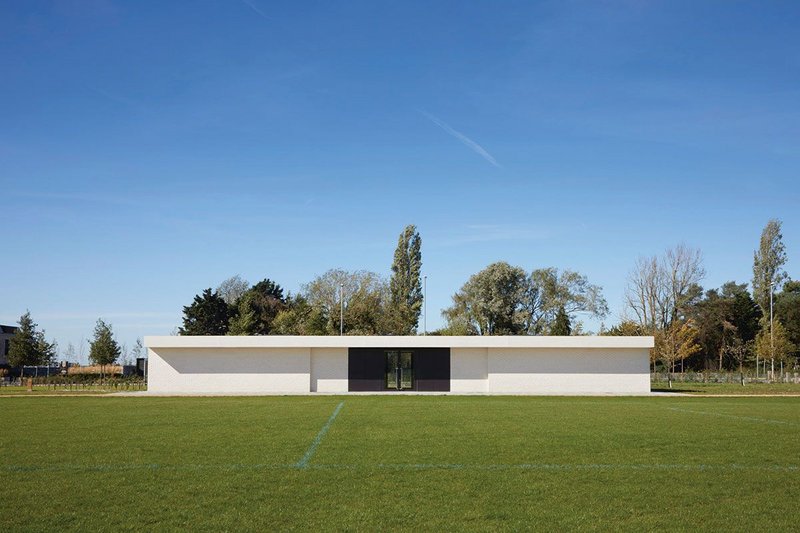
[
  {"left": 451, "top": 348, "right": 488, "bottom": 393},
  {"left": 148, "top": 347, "right": 313, "bottom": 393},
  {"left": 310, "top": 348, "right": 348, "bottom": 392},
  {"left": 487, "top": 348, "right": 649, "bottom": 394},
  {"left": 145, "top": 337, "right": 652, "bottom": 395}
]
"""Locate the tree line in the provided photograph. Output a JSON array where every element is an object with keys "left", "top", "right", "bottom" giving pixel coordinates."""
[
  {"left": 6, "top": 312, "right": 133, "bottom": 371},
  {"left": 612, "top": 219, "right": 797, "bottom": 383},
  {"left": 6, "top": 220, "right": 796, "bottom": 379},
  {"left": 180, "top": 224, "right": 610, "bottom": 337}
]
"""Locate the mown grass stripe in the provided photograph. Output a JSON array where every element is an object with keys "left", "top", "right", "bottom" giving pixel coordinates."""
[
  {"left": 296, "top": 401, "right": 344, "bottom": 468},
  {"left": 667, "top": 406, "right": 799, "bottom": 426},
  {"left": 2, "top": 462, "right": 799, "bottom": 473}
]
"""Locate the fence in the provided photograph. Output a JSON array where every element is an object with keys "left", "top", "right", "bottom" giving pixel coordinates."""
[
  {"left": 1, "top": 376, "right": 147, "bottom": 391},
  {"left": 651, "top": 371, "right": 800, "bottom": 384}
]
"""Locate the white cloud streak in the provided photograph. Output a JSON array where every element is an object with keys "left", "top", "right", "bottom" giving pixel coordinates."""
[
  {"left": 421, "top": 111, "right": 501, "bottom": 168},
  {"left": 241, "top": 0, "right": 269, "bottom": 20}
]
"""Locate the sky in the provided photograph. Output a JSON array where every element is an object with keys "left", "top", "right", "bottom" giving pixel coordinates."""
[{"left": 2, "top": 0, "right": 798, "bottom": 362}]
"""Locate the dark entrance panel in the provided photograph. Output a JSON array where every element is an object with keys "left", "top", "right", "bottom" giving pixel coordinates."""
[
  {"left": 348, "top": 347, "right": 450, "bottom": 392},
  {"left": 348, "top": 348, "right": 386, "bottom": 391},
  {"left": 414, "top": 348, "right": 450, "bottom": 391}
]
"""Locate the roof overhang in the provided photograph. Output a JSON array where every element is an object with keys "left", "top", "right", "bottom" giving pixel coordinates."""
[{"left": 145, "top": 335, "right": 654, "bottom": 350}]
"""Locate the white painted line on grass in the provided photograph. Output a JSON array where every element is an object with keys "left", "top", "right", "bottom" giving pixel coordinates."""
[
  {"left": 666, "top": 407, "right": 799, "bottom": 426},
  {"left": 296, "top": 401, "right": 345, "bottom": 468}
]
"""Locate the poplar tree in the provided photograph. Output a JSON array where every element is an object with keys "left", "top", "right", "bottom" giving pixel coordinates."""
[
  {"left": 388, "top": 225, "right": 423, "bottom": 335},
  {"left": 752, "top": 219, "right": 788, "bottom": 315}
]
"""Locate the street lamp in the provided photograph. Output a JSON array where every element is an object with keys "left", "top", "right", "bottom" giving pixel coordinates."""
[
  {"left": 770, "top": 280, "right": 774, "bottom": 381},
  {"left": 423, "top": 275, "right": 427, "bottom": 336}
]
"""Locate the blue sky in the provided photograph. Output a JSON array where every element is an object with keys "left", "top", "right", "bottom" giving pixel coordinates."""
[{"left": 2, "top": 1, "right": 798, "bottom": 360}]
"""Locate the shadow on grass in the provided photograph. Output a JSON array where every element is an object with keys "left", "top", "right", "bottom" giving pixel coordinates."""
[{"left": 651, "top": 387, "right": 703, "bottom": 393}]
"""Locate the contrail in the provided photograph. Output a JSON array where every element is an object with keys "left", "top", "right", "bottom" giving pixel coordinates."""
[
  {"left": 421, "top": 111, "right": 501, "bottom": 168},
  {"left": 241, "top": 0, "right": 268, "bottom": 20}
]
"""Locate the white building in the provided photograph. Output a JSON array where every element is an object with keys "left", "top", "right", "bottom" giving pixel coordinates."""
[{"left": 145, "top": 335, "right": 653, "bottom": 395}]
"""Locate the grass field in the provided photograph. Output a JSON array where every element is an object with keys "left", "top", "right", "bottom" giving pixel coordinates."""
[
  {"left": 2, "top": 396, "right": 798, "bottom": 531},
  {"left": 652, "top": 382, "right": 800, "bottom": 395}
]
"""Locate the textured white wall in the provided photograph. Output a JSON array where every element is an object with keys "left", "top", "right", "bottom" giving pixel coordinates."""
[
  {"left": 310, "top": 348, "right": 348, "bottom": 392},
  {"left": 450, "top": 348, "right": 488, "bottom": 392},
  {"left": 486, "top": 348, "right": 650, "bottom": 394},
  {"left": 147, "top": 347, "right": 312, "bottom": 393}
]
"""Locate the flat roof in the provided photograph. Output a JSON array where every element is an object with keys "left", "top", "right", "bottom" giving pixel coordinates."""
[{"left": 145, "top": 335, "right": 654, "bottom": 349}]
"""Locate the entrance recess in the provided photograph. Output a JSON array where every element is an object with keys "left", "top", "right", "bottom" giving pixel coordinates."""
[
  {"left": 348, "top": 347, "right": 450, "bottom": 392},
  {"left": 385, "top": 350, "right": 413, "bottom": 390}
]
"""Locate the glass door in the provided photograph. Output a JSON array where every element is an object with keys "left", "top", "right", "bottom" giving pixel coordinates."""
[{"left": 385, "top": 350, "right": 414, "bottom": 390}]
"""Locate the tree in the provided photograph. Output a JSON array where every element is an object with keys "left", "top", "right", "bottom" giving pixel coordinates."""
[
  {"left": 550, "top": 306, "right": 571, "bottom": 335},
  {"left": 304, "top": 269, "right": 389, "bottom": 335},
  {"left": 654, "top": 320, "right": 701, "bottom": 388},
  {"left": 388, "top": 225, "right": 423, "bottom": 335},
  {"left": 88, "top": 319, "right": 121, "bottom": 375},
  {"left": 8, "top": 311, "right": 41, "bottom": 367},
  {"left": 271, "top": 294, "right": 328, "bottom": 335},
  {"left": 228, "top": 279, "right": 287, "bottom": 335},
  {"left": 443, "top": 262, "right": 608, "bottom": 336},
  {"left": 625, "top": 244, "right": 704, "bottom": 333},
  {"left": 523, "top": 268, "right": 608, "bottom": 334},
  {"left": 754, "top": 319, "right": 796, "bottom": 379},
  {"left": 64, "top": 342, "right": 77, "bottom": 363},
  {"left": 604, "top": 320, "right": 645, "bottom": 336},
  {"left": 442, "top": 262, "right": 528, "bottom": 335},
  {"left": 775, "top": 281, "right": 800, "bottom": 358},
  {"left": 36, "top": 332, "right": 57, "bottom": 367},
  {"left": 687, "top": 282, "right": 761, "bottom": 371},
  {"left": 724, "top": 337, "right": 753, "bottom": 386},
  {"left": 216, "top": 275, "right": 250, "bottom": 306},
  {"left": 752, "top": 219, "right": 788, "bottom": 316},
  {"left": 179, "top": 288, "right": 231, "bottom": 335}
]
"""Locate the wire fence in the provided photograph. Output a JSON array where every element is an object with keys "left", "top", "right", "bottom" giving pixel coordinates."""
[{"left": 651, "top": 371, "right": 800, "bottom": 384}]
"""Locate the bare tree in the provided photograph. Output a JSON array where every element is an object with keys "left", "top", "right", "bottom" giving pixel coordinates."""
[
  {"left": 217, "top": 275, "right": 250, "bottom": 306},
  {"left": 625, "top": 244, "right": 704, "bottom": 332},
  {"left": 624, "top": 255, "right": 668, "bottom": 332},
  {"left": 665, "top": 243, "right": 705, "bottom": 323}
]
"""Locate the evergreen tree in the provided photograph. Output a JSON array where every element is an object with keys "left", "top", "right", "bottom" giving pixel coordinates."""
[
  {"left": 752, "top": 219, "right": 788, "bottom": 315},
  {"left": 179, "top": 288, "right": 231, "bottom": 335},
  {"left": 775, "top": 281, "right": 800, "bottom": 358},
  {"left": 88, "top": 318, "right": 121, "bottom": 368},
  {"left": 8, "top": 311, "right": 41, "bottom": 367},
  {"left": 550, "top": 306, "right": 572, "bottom": 335},
  {"left": 388, "top": 225, "right": 423, "bottom": 335},
  {"left": 228, "top": 279, "right": 287, "bottom": 335},
  {"left": 36, "top": 331, "right": 57, "bottom": 366}
]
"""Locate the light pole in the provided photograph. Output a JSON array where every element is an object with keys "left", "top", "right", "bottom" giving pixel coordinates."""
[
  {"left": 770, "top": 281, "right": 774, "bottom": 381},
  {"left": 423, "top": 275, "right": 427, "bottom": 336},
  {"left": 340, "top": 283, "right": 344, "bottom": 336}
]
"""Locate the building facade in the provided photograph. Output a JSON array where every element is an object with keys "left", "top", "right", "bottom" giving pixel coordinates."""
[
  {"left": 145, "top": 336, "right": 653, "bottom": 395},
  {"left": 0, "top": 325, "right": 18, "bottom": 366}
]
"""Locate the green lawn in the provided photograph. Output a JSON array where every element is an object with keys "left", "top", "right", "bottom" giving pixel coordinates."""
[
  {"left": 652, "top": 381, "right": 800, "bottom": 395},
  {"left": 2, "top": 396, "right": 798, "bottom": 531}
]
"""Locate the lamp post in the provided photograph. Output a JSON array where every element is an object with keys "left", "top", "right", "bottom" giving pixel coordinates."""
[
  {"left": 770, "top": 281, "right": 774, "bottom": 381},
  {"left": 423, "top": 275, "right": 427, "bottom": 336},
  {"left": 340, "top": 283, "right": 344, "bottom": 336}
]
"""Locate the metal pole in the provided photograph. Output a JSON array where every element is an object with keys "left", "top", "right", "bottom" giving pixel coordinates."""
[
  {"left": 340, "top": 283, "right": 344, "bottom": 336},
  {"left": 770, "top": 281, "right": 774, "bottom": 381},
  {"left": 423, "top": 275, "right": 427, "bottom": 336}
]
